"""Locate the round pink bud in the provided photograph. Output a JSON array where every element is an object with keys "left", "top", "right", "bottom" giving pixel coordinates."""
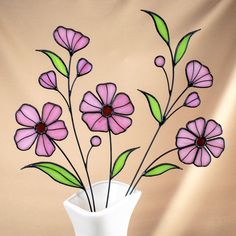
[
  {"left": 90, "top": 136, "right": 101, "bottom": 147},
  {"left": 77, "top": 58, "right": 92, "bottom": 76},
  {"left": 39, "top": 71, "right": 57, "bottom": 90},
  {"left": 184, "top": 92, "right": 201, "bottom": 108},
  {"left": 154, "top": 56, "right": 165, "bottom": 67}
]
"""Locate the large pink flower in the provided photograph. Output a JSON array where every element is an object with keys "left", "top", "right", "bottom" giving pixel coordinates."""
[
  {"left": 53, "top": 26, "right": 90, "bottom": 55},
  {"left": 80, "top": 83, "right": 134, "bottom": 135},
  {"left": 186, "top": 60, "right": 213, "bottom": 88},
  {"left": 14, "top": 103, "right": 68, "bottom": 157},
  {"left": 176, "top": 117, "right": 225, "bottom": 167}
]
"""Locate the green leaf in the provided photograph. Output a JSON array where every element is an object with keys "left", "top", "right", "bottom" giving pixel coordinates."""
[
  {"left": 174, "top": 29, "right": 200, "bottom": 64},
  {"left": 37, "top": 50, "right": 69, "bottom": 77},
  {"left": 139, "top": 90, "right": 163, "bottom": 124},
  {"left": 144, "top": 163, "right": 181, "bottom": 177},
  {"left": 142, "top": 10, "right": 170, "bottom": 44},
  {"left": 111, "top": 147, "right": 139, "bottom": 179},
  {"left": 22, "top": 162, "right": 82, "bottom": 188}
]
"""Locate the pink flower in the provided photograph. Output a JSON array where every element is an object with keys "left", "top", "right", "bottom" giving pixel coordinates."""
[
  {"left": 80, "top": 83, "right": 134, "bottom": 135},
  {"left": 53, "top": 26, "right": 90, "bottom": 55},
  {"left": 176, "top": 117, "right": 225, "bottom": 167},
  {"left": 14, "top": 103, "right": 68, "bottom": 157},
  {"left": 90, "top": 136, "right": 101, "bottom": 147},
  {"left": 184, "top": 92, "right": 201, "bottom": 108},
  {"left": 186, "top": 60, "right": 213, "bottom": 88},
  {"left": 39, "top": 71, "right": 57, "bottom": 90},
  {"left": 77, "top": 58, "right": 92, "bottom": 76}
]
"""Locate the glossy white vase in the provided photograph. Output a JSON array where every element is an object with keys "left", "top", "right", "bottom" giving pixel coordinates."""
[{"left": 64, "top": 180, "right": 141, "bottom": 236}]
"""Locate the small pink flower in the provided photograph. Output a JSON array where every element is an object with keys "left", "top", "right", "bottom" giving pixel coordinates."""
[
  {"left": 39, "top": 71, "right": 57, "bottom": 90},
  {"left": 53, "top": 26, "right": 90, "bottom": 55},
  {"left": 77, "top": 58, "right": 92, "bottom": 76},
  {"left": 14, "top": 103, "right": 68, "bottom": 157},
  {"left": 176, "top": 117, "right": 225, "bottom": 167},
  {"left": 184, "top": 92, "right": 201, "bottom": 108},
  {"left": 80, "top": 83, "right": 134, "bottom": 135},
  {"left": 154, "top": 55, "right": 165, "bottom": 67},
  {"left": 186, "top": 60, "right": 213, "bottom": 88},
  {"left": 90, "top": 136, "right": 101, "bottom": 147}
]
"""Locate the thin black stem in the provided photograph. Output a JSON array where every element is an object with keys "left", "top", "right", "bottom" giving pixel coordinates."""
[
  {"left": 67, "top": 55, "right": 96, "bottom": 212},
  {"left": 70, "top": 75, "right": 79, "bottom": 94},
  {"left": 129, "top": 148, "right": 178, "bottom": 194},
  {"left": 166, "top": 87, "right": 188, "bottom": 117},
  {"left": 53, "top": 141, "right": 93, "bottom": 212},
  {"left": 162, "top": 67, "right": 171, "bottom": 94},
  {"left": 86, "top": 146, "right": 93, "bottom": 167},
  {"left": 163, "top": 45, "right": 175, "bottom": 116},
  {"left": 125, "top": 125, "right": 161, "bottom": 196},
  {"left": 56, "top": 88, "right": 70, "bottom": 108},
  {"left": 105, "top": 130, "right": 112, "bottom": 208},
  {"left": 166, "top": 105, "right": 184, "bottom": 121}
]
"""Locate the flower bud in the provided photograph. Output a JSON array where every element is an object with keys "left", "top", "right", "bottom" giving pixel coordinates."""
[
  {"left": 77, "top": 58, "right": 92, "bottom": 76},
  {"left": 39, "top": 71, "right": 57, "bottom": 90},
  {"left": 90, "top": 136, "right": 101, "bottom": 147},
  {"left": 184, "top": 92, "right": 201, "bottom": 108},
  {"left": 154, "top": 56, "right": 165, "bottom": 67}
]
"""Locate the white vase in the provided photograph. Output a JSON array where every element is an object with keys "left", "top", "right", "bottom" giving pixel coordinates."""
[{"left": 64, "top": 180, "right": 141, "bottom": 236}]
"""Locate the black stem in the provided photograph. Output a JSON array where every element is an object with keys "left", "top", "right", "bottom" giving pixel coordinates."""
[
  {"left": 125, "top": 125, "right": 161, "bottom": 196},
  {"left": 56, "top": 89, "right": 70, "bottom": 108},
  {"left": 163, "top": 45, "right": 175, "bottom": 116},
  {"left": 166, "top": 105, "right": 184, "bottom": 121},
  {"left": 166, "top": 87, "right": 188, "bottom": 117},
  {"left": 129, "top": 148, "right": 178, "bottom": 194},
  {"left": 67, "top": 55, "right": 96, "bottom": 212},
  {"left": 70, "top": 75, "right": 79, "bottom": 94},
  {"left": 105, "top": 130, "right": 112, "bottom": 208},
  {"left": 86, "top": 146, "right": 93, "bottom": 167},
  {"left": 53, "top": 141, "right": 93, "bottom": 212},
  {"left": 162, "top": 67, "right": 171, "bottom": 94}
]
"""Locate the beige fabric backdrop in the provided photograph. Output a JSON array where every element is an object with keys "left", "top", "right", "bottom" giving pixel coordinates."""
[{"left": 0, "top": 0, "right": 236, "bottom": 235}]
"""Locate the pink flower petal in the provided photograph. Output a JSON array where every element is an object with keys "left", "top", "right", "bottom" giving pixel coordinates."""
[
  {"left": 73, "top": 35, "right": 90, "bottom": 53},
  {"left": 96, "top": 83, "right": 117, "bottom": 105},
  {"left": 53, "top": 27, "right": 69, "bottom": 50},
  {"left": 108, "top": 115, "right": 132, "bottom": 135},
  {"left": 184, "top": 92, "right": 201, "bottom": 108},
  {"left": 206, "top": 138, "right": 225, "bottom": 158},
  {"left": 35, "top": 134, "right": 55, "bottom": 156},
  {"left": 39, "top": 71, "right": 57, "bottom": 89},
  {"left": 194, "top": 148, "right": 211, "bottom": 167},
  {"left": 16, "top": 104, "right": 40, "bottom": 127},
  {"left": 42, "top": 103, "right": 62, "bottom": 125},
  {"left": 14, "top": 128, "right": 37, "bottom": 151},
  {"left": 77, "top": 58, "right": 92, "bottom": 76},
  {"left": 80, "top": 92, "right": 102, "bottom": 113},
  {"left": 186, "top": 117, "right": 206, "bottom": 137},
  {"left": 178, "top": 145, "right": 198, "bottom": 164},
  {"left": 46, "top": 120, "right": 68, "bottom": 140},
  {"left": 82, "top": 113, "right": 108, "bottom": 132},
  {"left": 204, "top": 119, "right": 223, "bottom": 139},
  {"left": 186, "top": 60, "right": 213, "bottom": 88},
  {"left": 112, "top": 93, "right": 134, "bottom": 115},
  {"left": 176, "top": 128, "right": 196, "bottom": 148},
  {"left": 66, "top": 29, "right": 76, "bottom": 48}
]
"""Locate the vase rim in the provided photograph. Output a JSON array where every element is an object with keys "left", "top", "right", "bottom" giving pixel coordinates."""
[{"left": 64, "top": 180, "right": 141, "bottom": 217}]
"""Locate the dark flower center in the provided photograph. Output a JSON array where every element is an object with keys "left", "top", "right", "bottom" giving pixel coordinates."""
[
  {"left": 35, "top": 122, "right": 47, "bottom": 134},
  {"left": 102, "top": 105, "right": 113, "bottom": 117},
  {"left": 196, "top": 137, "right": 206, "bottom": 147}
]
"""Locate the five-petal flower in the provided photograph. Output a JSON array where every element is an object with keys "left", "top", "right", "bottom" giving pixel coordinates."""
[
  {"left": 80, "top": 83, "right": 134, "bottom": 135},
  {"left": 14, "top": 103, "right": 68, "bottom": 157}
]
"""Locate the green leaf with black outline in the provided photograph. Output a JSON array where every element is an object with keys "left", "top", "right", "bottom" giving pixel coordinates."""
[
  {"left": 22, "top": 162, "right": 82, "bottom": 188},
  {"left": 111, "top": 147, "right": 139, "bottom": 179},
  {"left": 144, "top": 163, "right": 181, "bottom": 177},
  {"left": 37, "top": 50, "right": 69, "bottom": 77},
  {"left": 142, "top": 10, "right": 170, "bottom": 45},
  {"left": 139, "top": 90, "right": 163, "bottom": 124},
  {"left": 174, "top": 29, "right": 200, "bottom": 64}
]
